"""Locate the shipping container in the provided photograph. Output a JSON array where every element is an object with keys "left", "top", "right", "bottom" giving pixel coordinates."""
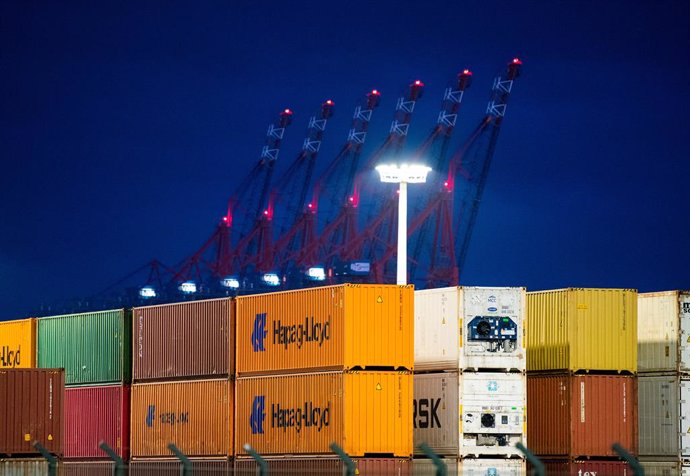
[
  {"left": 0, "top": 369, "right": 64, "bottom": 456},
  {"left": 235, "top": 371, "right": 412, "bottom": 457},
  {"left": 541, "top": 459, "right": 631, "bottom": 475},
  {"left": 235, "top": 284, "right": 413, "bottom": 376},
  {"left": 133, "top": 298, "right": 234, "bottom": 382},
  {"left": 0, "top": 318, "right": 37, "bottom": 369},
  {"left": 129, "top": 459, "right": 231, "bottom": 475},
  {"left": 527, "top": 288, "right": 637, "bottom": 373},
  {"left": 37, "top": 309, "right": 131, "bottom": 385},
  {"left": 638, "top": 291, "right": 690, "bottom": 373},
  {"left": 130, "top": 379, "right": 232, "bottom": 458},
  {"left": 235, "top": 457, "right": 411, "bottom": 475},
  {"left": 527, "top": 374, "right": 637, "bottom": 458},
  {"left": 413, "top": 371, "right": 525, "bottom": 458},
  {"left": 415, "top": 287, "right": 526, "bottom": 371},
  {"left": 64, "top": 385, "right": 130, "bottom": 459},
  {"left": 0, "top": 459, "right": 61, "bottom": 476},
  {"left": 638, "top": 374, "right": 690, "bottom": 458},
  {"left": 639, "top": 461, "right": 686, "bottom": 476},
  {"left": 62, "top": 461, "right": 115, "bottom": 476},
  {"left": 414, "top": 458, "right": 525, "bottom": 475}
]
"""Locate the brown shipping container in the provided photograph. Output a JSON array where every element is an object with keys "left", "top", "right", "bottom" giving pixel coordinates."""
[
  {"left": 129, "top": 459, "right": 231, "bottom": 475},
  {"left": 236, "top": 371, "right": 413, "bottom": 457},
  {"left": 235, "top": 284, "right": 413, "bottom": 376},
  {"left": 63, "top": 461, "right": 116, "bottom": 476},
  {"left": 0, "top": 369, "right": 64, "bottom": 456},
  {"left": 133, "top": 298, "right": 234, "bottom": 381},
  {"left": 234, "top": 457, "right": 411, "bottom": 475},
  {"left": 541, "top": 459, "right": 631, "bottom": 475},
  {"left": 527, "top": 374, "right": 638, "bottom": 458},
  {"left": 130, "top": 378, "right": 232, "bottom": 458}
]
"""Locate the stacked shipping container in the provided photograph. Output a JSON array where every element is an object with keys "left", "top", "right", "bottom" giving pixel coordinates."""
[
  {"left": 413, "top": 286, "right": 527, "bottom": 474},
  {"left": 234, "top": 284, "right": 414, "bottom": 471},
  {"left": 526, "top": 288, "right": 638, "bottom": 470},
  {"left": 129, "top": 297, "right": 234, "bottom": 469},
  {"left": 637, "top": 290, "right": 690, "bottom": 472}
]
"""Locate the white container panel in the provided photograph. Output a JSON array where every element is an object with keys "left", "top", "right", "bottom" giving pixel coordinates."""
[
  {"left": 413, "top": 458, "right": 525, "bottom": 475},
  {"left": 640, "top": 461, "right": 682, "bottom": 476},
  {"left": 682, "top": 293, "right": 690, "bottom": 372},
  {"left": 413, "top": 371, "right": 525, "bottom": 458},
  {"left": 415, "top": 287, "right": 526, "bottom": 372},
  {"left": 682, "top": 379, "right": 690, "bottom": 457},
  {"left": 638, "top": 291, "right": 690, "bottom": 373},
  {"left": 639, "top": 375, "right": 680, "bottom": 457}
]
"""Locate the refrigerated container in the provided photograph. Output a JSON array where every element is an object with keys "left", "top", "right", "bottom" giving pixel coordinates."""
[
  {"left": 0, "top": 369, "right": 64, "bottom": 456},
  {"left": 639, "top": 461, "right": 684, "bottom": 476},
  {"left": 415, "top": 287, "right": 526, "bottom": 371},
  {"left": 64, "top": 385, "right": 129, "bottom": 459},
  {"left": 234, "top": 457, "right": 411, "bottom": 475},
  {"left": 37, "top": 309, "right": 131, "bottom": 385},
  {"left": 0, "top": 318, "right": 36, "bottom": 368},
  {"left": 130, "top": 378, "right": 232, "bottom": 458},
  {"left": 639, "top": 374, "right": 690, "bottom": 459},
  {"left": 527, "top": 373, "right": 637, "bottom": 458},
  {"left": 527, "top": 288, "right": 637, "bottom": 373},
  {"left": 413, "top": 371, "right": 525, "bottom": 458},
  {"left": 133, "top": 298, "right": 234, "bottom": 381},
  {"left": 638, "top": 290, "right": 690, "bottom": 373},
  {"left": 235, "top": 371, "right": 412, "bottom": 457},
  {"left": 235, "top": 284, "right": 413, "bottom": 376},
  {"left": 414, "top": 458, "right": 525, "bottom": 475}
]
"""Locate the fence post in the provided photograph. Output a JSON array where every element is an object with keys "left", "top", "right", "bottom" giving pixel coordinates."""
[
  {"left": 99, "top": 440, "right": 127, "bottom": 476},
  {"left": 516, "top": 442, "right": 545, "bottom": 476},
  {"left": 612, "top": 443, "right": 645, "bottom": 476},
  {"left": 329, "top": 442, "right": 356, "bottom": 476},
  {"left": 418, "top": 443, "right": 447, "bottom": 476},
  {"left": 243, "top": 443, "right": 268, "bottom": 476},
  {"left": 32, "top": 441, "right": 58, "bottom": 476},
  {"left": 167, "top": 443, "right": 193, "bottom": 476}
]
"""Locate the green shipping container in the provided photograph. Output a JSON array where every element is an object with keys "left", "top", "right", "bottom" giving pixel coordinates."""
[{"left": 38, "top": 309, "right": 131, "bottom": 385}]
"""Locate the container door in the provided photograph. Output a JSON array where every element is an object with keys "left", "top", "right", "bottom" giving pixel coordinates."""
[
  {"left": 680, "top": 379, "right": 690, "bottom": 457},
  {"left": 680, "top": 294, "right": 690, "bottom": 373}
]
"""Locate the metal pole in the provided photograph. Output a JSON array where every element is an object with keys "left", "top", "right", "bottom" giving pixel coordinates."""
[
  {"left": 516, "top": 442, "right": 544, "bottom": 476},
  {"left": 99, "top": 441, "right": 127, "bottom": 476},
  {"left": 397, "top": 180, "right": 407, "bottom": 285},
  {"left": 167, "top": 443, "right": 192, "bottom": 476},
  {"left": 329, "top": 442, "right": 356, "bottom": 476},
  {"left": 32, "top": 441, "right": 58, "bottom": 476},
  {"left": 243, "top": 443, "right": 268, "bottom": 476},
  {"left": 613, "top": 443, "right": 645, "bottom": 475}
]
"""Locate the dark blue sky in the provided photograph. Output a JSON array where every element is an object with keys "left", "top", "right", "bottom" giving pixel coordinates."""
[{"left": 2, "top": 1, "right": 688, "bottom": 320}]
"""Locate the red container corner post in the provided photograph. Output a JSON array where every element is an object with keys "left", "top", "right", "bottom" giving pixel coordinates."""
[{"left": 64, "top": 385, "right": 130, "bottom": 459}]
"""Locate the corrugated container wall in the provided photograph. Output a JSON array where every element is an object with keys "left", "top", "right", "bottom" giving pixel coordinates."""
[
  {"left": 0, "top": 318, "right": 37, "bottom": 369},
  {"left": 133, "top": 298, "right": 234, "bottom": 381},
  {"left": 64, "top": 385, "right": 130, "bottom": 460},
  {"left": 235, "top": 371, "right": 412, "bottom": 457},
  {"left": 235, "top": 284, "right": 413, "bottom": 376},
  {"left": 638, "top": 374, "right": 690, "bottom": 458},
  {"left": 63, "top": 461, "right": 116, "bottom": 476},
  {"left": 415, "top": 287, "right": 526, "bottom": 371},
  {"left": 640, "top": 461, "right": 686, "bottom": 476},
  {"left": 527, "top": 374, "right": 637, "bottom": 458},
  {"left": 234, "top": 457, "right": 411, "bottom": 475},
  {"left": 0, "top": 459, "right": 60, "bottom": 476},
  {"left": 414, "top": 458, "right": 525, "bottom": 475},
  {"left": 527, "top": 288, "right": 637, "bottom": 373},
  {"left": 413, "top": 371, "right": 525, "bottom": 458},
  {"left": 129, "top": 459, "right": 231, "bottom": 475},
  {"left": 130, "top": 379, "right": 232, "bottom": 458},
  {"left": 541, "top": 460, "right": 631, "bottom": 475},
  {"left": 638, "top": 291, "right": 690, "bottom": 373},
  {"left": 37, "top": 309, "right": 131, "bottom": 385},
  {"left": 0, "top": 369, "right": 64, "bottom": 456}
]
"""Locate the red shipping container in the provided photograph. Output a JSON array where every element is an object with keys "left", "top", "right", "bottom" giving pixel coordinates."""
[
  {"left": 541, "top": 459, "right": 631, "bottom": 475},
  {"left": 64, "top": 385, "right": 130, "bottom": 459},
  {"left": 527, "top": 374, "right": 638, "bottom": 458},
  {"left": 0, "top": 369, "right": 64, "bottom": 456}
]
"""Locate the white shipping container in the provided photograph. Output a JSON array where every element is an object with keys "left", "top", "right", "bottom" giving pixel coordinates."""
[
  {"left": 639, "top": 374, "right": 690, "bottom": 458},
  {"left": 415, "top": 287, "right": 526, "bottom": 372},
  {"left": 639, "top": 461, "right": 682, "bottom": 476},
  {"left": 413, "top": 458, "right": 525, "bottom": 475},
  {"left": 414, "top": 371, "right": 525, "bottom": 458},
  {"left": 638, "top": 291, "right": 690, "bottom": 373}
]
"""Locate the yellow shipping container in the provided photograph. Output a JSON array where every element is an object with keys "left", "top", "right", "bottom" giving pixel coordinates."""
[
  {"left": 235, "top": 284, "right": 413, "bottom": 376},
  {"left": 235, "top": 371, "right": 413, "bottom": 457},
  {"left": 0, "top": 318, "right": 37, "bottom": 368},
  {"left": 130, "top": 379, "right": 233, "bottom": 458},
  {"left": 527, "top": 288, "right": 637, "bottom": 373}
]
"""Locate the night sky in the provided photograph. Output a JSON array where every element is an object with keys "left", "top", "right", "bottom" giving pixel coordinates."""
[{"left": 2, "top": 1, "right": 688, "bottom": 320}]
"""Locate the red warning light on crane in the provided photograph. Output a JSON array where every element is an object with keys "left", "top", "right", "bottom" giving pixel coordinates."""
[
  {"left": 462, "top": 69, "right": 472, "bottom": 76},
  {"left": 263, "top": 210, "right": 269, "bottom": 216},
  {"left": 414, "top": 80, "right": 424, "bottom": 86},
  {"left": 283, "top": 108, "right": 293, "bottom": 115},
  {"left": 370, "top": 89, "right": 380, "bottom": 95},
  {"left": 512, "top": 58, "right": 522, "bottom": 65},
  {"left": 325, "top": 100, "right": 334, "bottom": 106}
]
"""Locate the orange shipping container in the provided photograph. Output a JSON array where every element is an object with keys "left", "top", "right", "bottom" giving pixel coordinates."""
[
  {"left": 234, "top": 457, "right": 412, "bottom": 475},
  {"left": 130, "top": 379, "right": 233, "bottom": 458},
  {"left": 527, "top": 374, "right": 638, "bottom": 458},
  {"left": 235, "top": 371, "right": 412, "bottom": 457},
  {"left": 235, "top": 284, "right": 413, "bottom": 376},
  {"left": 0, "top": 318, "right": 37, "bottom": 368}
]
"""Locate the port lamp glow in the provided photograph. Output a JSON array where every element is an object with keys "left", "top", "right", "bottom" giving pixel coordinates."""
[
  {"left": 375, "top": 163, "right": 431, "bottom": 285},
  {"left": 179, "top": 281, "right": 197, "bottom": 294},
  {"left": 221, "top": 276, "right": 240, "bottom": 289},
  {"left": 306, "top": 267, "right": 326, "bottom": 281},
  {"left": 139, "top": 286, "right": 157, "bottom": 299},
  {"left": 262, "top": 273, "right": 281, "bottom": 286}
]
